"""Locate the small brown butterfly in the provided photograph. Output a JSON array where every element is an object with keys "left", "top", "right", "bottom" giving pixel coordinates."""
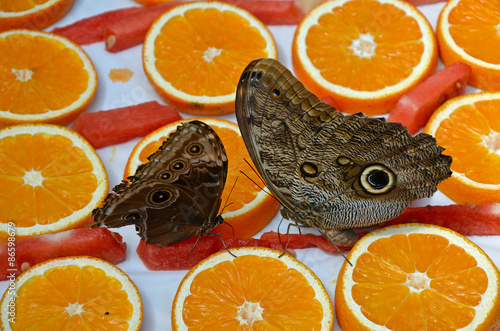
[{"left": 92, "top": 120, "right": 228, "bottom": 248}]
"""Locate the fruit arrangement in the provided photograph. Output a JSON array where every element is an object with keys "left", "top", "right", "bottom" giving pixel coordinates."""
[{"left": 0, "top": 0, "right": 499, "bottom": 330}]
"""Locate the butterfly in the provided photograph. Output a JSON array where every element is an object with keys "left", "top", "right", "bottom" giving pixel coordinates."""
[
  {"left": 92, "top": 120, "right": 228, "bottom": 247},
  {"left": 235, "top": 58, "right": 452, "bottom": 249}
]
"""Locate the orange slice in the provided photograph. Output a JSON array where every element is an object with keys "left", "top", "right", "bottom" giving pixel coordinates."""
[
  {"left": 0, "top": 124, "right": 108, "bottom": 244},
  {"left": 424, "top": 92, "right": 500, "bottom": 205},
  {"left": 437, "top": 0, "right": 500, "bottom": 91},
  {"left": 0, "top": 29, "right": 97, "bottom": 128},
  {"left": 292, "top": 0, "right": 438, "bottom": 115},
  {"left": 0, "top": 256, "right": 143, "bottom": 330},
  {"left": 124, "top": 118, "right": 281, "bottom": 240},
  {"left": 172, "top": 246, "right": 334, "bottom": 330},
  {"left": 142, "top": 1, "right": 277, "bottom": 115},
  {"left": 335, "top": 223, "right": 500, "bottom": 330},
  {"left": 0, "top": 0, "right": 73, "bottom": 31}
]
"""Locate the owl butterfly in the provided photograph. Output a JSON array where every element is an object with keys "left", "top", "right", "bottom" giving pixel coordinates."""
[
  {"left": 235, "top": 58, "right": 452, "bottom": 250},
  {"left": 92, "top": 120, "right": 228, "bottom": 248}
]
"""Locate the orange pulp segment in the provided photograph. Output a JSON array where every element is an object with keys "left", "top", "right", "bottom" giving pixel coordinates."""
[
  {"left": 172, "top": 246, "right": 334, "bottom": 329},
  {"left": 437, "top": 0, "right": 500, "bottom": 90},
  {"left": 0, "top": 124, "right": 108, "bottom": 244},
  {"left": 0, "top": 0, "right": 74, "bottom": 31},
  {"left": 143, "top": 1, "right": 277, "bottom": 115},
  {"left": 424, "top": 92, "right": 500, "bottom": 205},
  {"left": 0, "top": 256, "right": 143, "bottom": 330},
  {"left": 335, "top": 224, "right": 500, "bottom": 330},
  {"left": 0, "top": 29, "right": 97, "bottom": 127},
  {"left": 292, "top": 0, "right": 438, "bottom": 115}
]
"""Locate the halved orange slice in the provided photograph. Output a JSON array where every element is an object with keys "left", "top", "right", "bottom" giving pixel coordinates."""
[
  {"left": 292, "top": 0, "right": 438, "bottom": 115},
  {"left": 143, "top": 1, "right": 277, "bottom": 115},
  {"left": 0, "top": 256, "right": 143, "bottom": 330},
  {"left": 0, "top": 29, "right": 97, "bottom": 128},
  {"left": 335, "top": 223, "right": 500, "bottom": 330},
  {"left": 0, "top": 124, "right": 108, "bottom": 244}
]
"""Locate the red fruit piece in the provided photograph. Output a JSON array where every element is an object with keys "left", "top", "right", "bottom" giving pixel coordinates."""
[
  {"left": 0, "top": 227, "right": 126, "bottom": 280},
  {"left": 260, "top": 231, "right": 366, "bottom": 253},
  {"left": 384, "top": 203, "right": 500, "bottom": 236},
  {"left": 71, "top": 101, "right": 181, "bottom": 149},
  {"left": 105, "top": 3, "right": 175, "bottom": 53},
  {"left": 136, "top": 236, "right": 283, "bottom": 270},
  {"left": 51, "top": 6, "right": 143, "bottom": 45},
  {"left": 136, "top": 236, "right": 222, "bottom": 271},
  {"left": 225, "top": 0, "right": 304, "bottom": 25},
  {"left": 388, "top": 62, "right": 471, "bottom": 134}
]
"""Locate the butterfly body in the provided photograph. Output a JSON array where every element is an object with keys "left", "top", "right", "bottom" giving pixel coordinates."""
[
  {"left": 93, "top": 120, "right": 227, "bottom": 247},
  {"left": 236, "top": 58, "right": 452, "bottom": 246}
]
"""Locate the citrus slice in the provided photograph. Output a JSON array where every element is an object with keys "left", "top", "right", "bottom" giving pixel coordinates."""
[
  {"left": 124, "top": 118, "right": 281, "bottom": 240},
  {"left": 0, "top": 124, "right": 108, "bottom": 244},
  {"left": 424, "top": 92, "right": 500, "bottom": 205},
  {"left": 335, "top": 223, "right": 500, "bottom": 330},
  {"left": 142, "top": 1, "right": 277, "bottom": 115},
  {"left": 0, "top": 0, "right": 74, "bottom": 31},
  {"left": 437, "top": 0, "right": 500, "bottom": 91},
  {"left": 0, "top": 256, "right": 143, "bottom": 330},
  {"left": 172, "top": 246, "right": 334, "bottom": 330},
  {"left": 0, "top": 29, "right": 97, "bottom": 128},
  {"left": 292, "top": 0, "right": 438, "bottom": 115}
]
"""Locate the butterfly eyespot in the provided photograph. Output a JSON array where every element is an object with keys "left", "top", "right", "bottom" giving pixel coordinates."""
[
  {"left": 170, "top": 160, "right": 186, "bottom": 171},
  {"left": 123, "top": 212, "right": 142, "bottom": 223},
  {"left": 158, "top": 170, "right": 173, "bottom": 181},
  {"left": 272, "top": 88, "right": 280, "bottom": 97},
  {"left": 250, "top": 71, "right": 256, "bottom": 81},
  {"left": 336, "top": 156, "right": 351, "bottom": 166},
  {"left": 256, "top": 71, "right": 263, "bottom": 81},
  {"left": 300, "top": 162, "right": 319, "bottom": 178},
  {"left": 149, "top": 189, "right": 174, "bottom": 205},
  {"left": 187, "top": 142, "right": 203, "bottom": 155},
  {"left": 360, "top": 164, "right": 395, "bottom": 194}
]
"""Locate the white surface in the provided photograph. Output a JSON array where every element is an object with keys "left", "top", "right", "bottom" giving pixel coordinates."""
[{"left": 1, "top": 1, "right": 498, "bottom": 330}]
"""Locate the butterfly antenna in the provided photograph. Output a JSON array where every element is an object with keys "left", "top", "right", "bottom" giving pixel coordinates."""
[
  {"left": 317, "top": 229, "right": 353, "bottom": 267},
  {"left": 238, "top": 169, "right": 276, "bottom": 201},
  {"left": 208, "top": 233, "right": 237, "bottom": 258},
  {"left": 243, "top": 158, "right": 265, "bottom": 183},
  {"left": 220, "top": 176, "right": 238, "bottom": 215}
]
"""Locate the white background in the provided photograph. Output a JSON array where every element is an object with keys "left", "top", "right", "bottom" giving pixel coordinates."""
[{"left": 1, "top": 1, "right": 498, "bottom": 330}]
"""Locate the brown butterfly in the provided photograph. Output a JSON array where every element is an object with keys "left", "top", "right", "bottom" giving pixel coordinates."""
[
  {"left": 235, "top": 58, "right": 452, "bottom": 249},
  {"left": 92, "top": 120, "right": 228, "bottom": 247}
]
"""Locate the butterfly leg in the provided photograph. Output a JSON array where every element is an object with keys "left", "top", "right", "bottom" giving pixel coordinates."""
[
  {"left": 317, "top": 228, "right": 354, "bottom": 266},
  {"left": 279, "top": 222, "right": 312, "bottom": 258},
  {"left": 206, "top": 233, "right": 237, "bottom": 258}
]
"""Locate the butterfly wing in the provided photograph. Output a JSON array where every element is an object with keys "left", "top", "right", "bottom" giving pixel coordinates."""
[
  {"left": 93, "top": 120, "right": 227, "bottom": 246},
  {"left": 235, "top": 58, "right": 452, "bottom": 231},
  {"left": 131, "top": 120, "right": 227, "bottom": 223},
  {"left": 93, "top": 180, "right": 210, "bottom": 246}
]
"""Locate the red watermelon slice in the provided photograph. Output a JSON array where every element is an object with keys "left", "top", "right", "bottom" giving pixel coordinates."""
[
  {"left": 384, "top": 203, "right": 500, "bottom": 236},
  {"left": 388, "top": 62, "right": 471, "bottom": 134},
  {"left": 0, "top": 227, "right": 126, "bottom": 280},
  {"left": 71, "top": 101, "right": 181, "bottom": 149}
]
